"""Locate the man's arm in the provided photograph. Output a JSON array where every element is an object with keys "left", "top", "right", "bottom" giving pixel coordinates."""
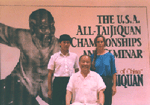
[
  {"left": 66, "top": 90, "right": 72, "bottom": 105},
  {"left": 98, "top": 90, "right": 105, "bottom": 105},
  {"left": 97, "top": 73, "right": 106, "bottom": 105},
  {"left": 66, "top": 73, "right": 74, "bottom": 105},
  {"left": 48, "top": 70, "right": 54, "bottom": 99},
  {"left": 112, "top": 73, "right": 117, "bottom": 96}
]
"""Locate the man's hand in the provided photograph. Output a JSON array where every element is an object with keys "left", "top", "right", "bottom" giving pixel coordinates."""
[{"left": 48, "top": 89, "right": 52, "bottom": 99}]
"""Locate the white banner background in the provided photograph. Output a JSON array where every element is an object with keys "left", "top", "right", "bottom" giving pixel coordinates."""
[{"left": 0, "top": 3, "right": 149, "bottom": 105}]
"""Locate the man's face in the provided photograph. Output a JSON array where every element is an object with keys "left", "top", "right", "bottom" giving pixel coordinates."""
[
  {"left": 34, "top": 21, "right": 55, "bottom": 42},
  {"left": 29, "top": 9, "right": 55, "bottom": 47},
  {"left": 59, "top": 41, "right": 71, "bottom": 52},
  {"left": 79, "top": 55, "right": 91, "bottom": 74}
]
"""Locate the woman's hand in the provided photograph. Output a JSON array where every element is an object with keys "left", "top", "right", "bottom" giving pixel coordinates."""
[{"left": 112, "top": 85, "right": 116, "bottom": 96}]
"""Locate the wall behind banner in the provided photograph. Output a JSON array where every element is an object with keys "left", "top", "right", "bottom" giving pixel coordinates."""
[{"left": 0, "top": 6, "right": 149, "bottom": 105}]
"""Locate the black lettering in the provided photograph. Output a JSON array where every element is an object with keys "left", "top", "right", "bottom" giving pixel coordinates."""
[
  {"left": 138, "top": 74, "right": 143, "bottom": 86},
  {"left": 77, "top": 38, "right": 83, "bottom": 47},
  {"left": 83, "top": 50, "right": 94, "bottom": 56},
  {"left": 125, "top": 15, "right": 130, "bottom": 23},
  {"left": 137, "top": 38, "right": 142, "bottom": 47},
  {"left": 117, "top": 25, "right": 125, "bottom": 37},
  {"left": 76, "top": 25, "right": 83, "bottom": 35},
  {"left": 71, "top": 37, "right": 77, "bottom": 47},
  {"left": 121, "top": 75, "right": 127, "bottom": 88},
  {"left": 111, "top": 49, "right": 143, "bottom": 58},
  {"left": 117, "top": 15, "right": 123, "bottom": 24},
  {"left": 133, "top": 75, "right": 138, "bottom": 86},
  {"left": 116, "top": 74, "right": 143, "bottom": 88},
  {"left": 133, "top": 15, "right": 140, "bottom": 23},
  {"left": 116, "top": 75, "right": 121, "bottom": 86},
  {"left": 127, "top": 75, "right": 133, "bottom": 86},
  {"left": 137, "top": 50, "right": 143, "bottom": 58}
]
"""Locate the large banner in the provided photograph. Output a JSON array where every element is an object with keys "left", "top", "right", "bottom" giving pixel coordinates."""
[{"left": 0, "top": 6, "right": 149, "bottom": 104}]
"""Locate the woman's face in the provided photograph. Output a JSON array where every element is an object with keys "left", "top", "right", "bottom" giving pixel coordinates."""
[{"left": 96, "top": 37, "right": 105, "bottom": 49}]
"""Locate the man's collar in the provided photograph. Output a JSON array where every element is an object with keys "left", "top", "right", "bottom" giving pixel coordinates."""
[
  {"left": 59, "top": 51, "right": 70, "bottom": 56},
  {"left": 78, "top": 70, "right": 93, "bottom": 78}
]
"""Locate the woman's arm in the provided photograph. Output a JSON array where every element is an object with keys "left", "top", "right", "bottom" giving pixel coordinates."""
[{"left": 112, "top": 73, "right": 117, "bottom": 96}]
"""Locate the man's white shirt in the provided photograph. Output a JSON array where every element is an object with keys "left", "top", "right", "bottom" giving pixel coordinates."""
[
  {"left": 67, "top": 71, "right": 106, "bottom": 105},
  {"left": 47, "top": 51, "right": 79, "bottom": 77}
]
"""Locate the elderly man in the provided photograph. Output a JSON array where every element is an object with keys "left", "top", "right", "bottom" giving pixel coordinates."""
[
  {"left": 66, "top": 55, "right": 106, "bottom": 105},
  {"left": 0, "top": 9, "right": 60, "bottom": 105}
]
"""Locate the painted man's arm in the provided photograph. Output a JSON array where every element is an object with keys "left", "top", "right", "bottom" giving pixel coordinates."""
[{"left": 0, "top": 23, "right": 20, "bottom": 47}]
